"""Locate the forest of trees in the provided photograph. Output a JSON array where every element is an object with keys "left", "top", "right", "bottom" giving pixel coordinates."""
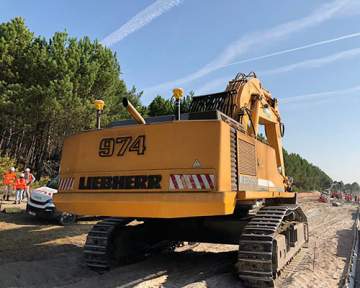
[
  {"left": 0, "top": 18, "right": 143, "bottom": 177},
  {"left": 283, "top": 150, "right": 332, "bottom": 191},
  {"left": 0, "top": 18, "right": 358, "bottom": 192}
]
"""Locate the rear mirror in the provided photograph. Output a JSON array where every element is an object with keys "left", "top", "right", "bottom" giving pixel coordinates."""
[{"left": 280, "top": 122, "right": 285, "bottom": 137}]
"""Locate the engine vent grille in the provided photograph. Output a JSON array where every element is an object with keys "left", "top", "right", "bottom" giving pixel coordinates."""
[
  {"left": 230, "top": 128, "right": 238, "bottom": 191},
  {"left": 238, "top": 139, "right": 256, "bottom": 176}
]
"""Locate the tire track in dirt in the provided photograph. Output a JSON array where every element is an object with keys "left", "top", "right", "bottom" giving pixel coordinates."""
[
  {"left": 278, "top": 203, "right": 357, "bottom": 288},
  {"left": 0, "top": 200, "right": 356, "bottom": 288}
]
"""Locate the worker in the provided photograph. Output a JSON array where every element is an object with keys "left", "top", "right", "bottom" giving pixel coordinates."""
[
  {"left": 23, "top": 168, "right": 35, "bottom": 201},
  {"left": 14, "top": 173, "right": 27, "bottom": 204},
  {"left": 2, "top": 167, "right": 16, "bottom": 201}
]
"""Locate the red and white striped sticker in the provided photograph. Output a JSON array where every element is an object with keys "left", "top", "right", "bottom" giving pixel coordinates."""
[
  {"left": 59, "top": 177, "right": 74, "bottom": 191},
  {"left": 169, "top": 174, "right": 215, "bottom": 190}
]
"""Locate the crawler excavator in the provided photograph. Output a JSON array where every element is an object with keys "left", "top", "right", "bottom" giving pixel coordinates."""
[{"left": 54, "top": 72, "right": 308, "bottom": 287}]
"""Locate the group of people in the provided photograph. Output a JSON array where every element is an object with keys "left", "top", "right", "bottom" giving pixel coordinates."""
[{"left": 2, "top": 167, "right": 35, "bottom": 204}]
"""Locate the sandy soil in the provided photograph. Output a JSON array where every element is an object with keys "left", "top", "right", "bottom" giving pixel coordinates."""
[
  {"left": 277, "top": 200, "right": 357, "bottom": 287},
  {"left": 0, "top": 195, "right": 357, "bottom": 288}
]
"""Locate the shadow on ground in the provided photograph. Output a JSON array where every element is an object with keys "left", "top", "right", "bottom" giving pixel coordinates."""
[
  {"left": 336, "top": 210, "right": 358, "bottom": 287},
  {"left": 64, "top": 250, "right": 243, "bottom": 288},
  {"left": 336, "top": 211, "right": 358, "bottom": 258},
  {"left": 0, "top": 210, "right": 95, "bottom": 265}
]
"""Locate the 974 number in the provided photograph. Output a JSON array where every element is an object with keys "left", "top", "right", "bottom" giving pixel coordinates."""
[{"left": 99, "top": 135, "right": 146, "bottom": 157}]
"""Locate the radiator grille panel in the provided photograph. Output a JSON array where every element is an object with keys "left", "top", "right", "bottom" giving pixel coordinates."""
[
  {"left": 238, "top": 139, "right": 256, "bottom": 176},
  {"left": 230, "top": 128, "right": 238, "bottom": 191}
]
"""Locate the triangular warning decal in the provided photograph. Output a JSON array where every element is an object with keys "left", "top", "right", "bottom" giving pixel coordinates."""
[{"left": 192, "top": 159, "right": 201, "bottom": 168}]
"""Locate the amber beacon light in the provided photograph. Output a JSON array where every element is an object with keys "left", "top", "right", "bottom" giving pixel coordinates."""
[
  {"left": 94, "top": 99, "right": 105, "bottom": 129},
  {"left": 173, "top": 88, "right": 184, "bottom": 120}
]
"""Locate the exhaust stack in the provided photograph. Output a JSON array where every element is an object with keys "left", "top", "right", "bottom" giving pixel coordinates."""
[{"left": 122, "top": 98, "right": 146, "bottom": 124}]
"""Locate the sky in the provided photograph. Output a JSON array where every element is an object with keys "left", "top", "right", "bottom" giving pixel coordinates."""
[{"left": 1, "top": 0, "right": 360, "bottom": 184}]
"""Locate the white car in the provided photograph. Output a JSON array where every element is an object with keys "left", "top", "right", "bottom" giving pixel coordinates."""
[{"left": 26, "top": 177, "right": 76, "bottom": 225}]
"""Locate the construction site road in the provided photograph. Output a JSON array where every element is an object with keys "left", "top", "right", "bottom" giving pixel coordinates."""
[{"left": 0, "top": 193, "right": 357, "bottom": 288}]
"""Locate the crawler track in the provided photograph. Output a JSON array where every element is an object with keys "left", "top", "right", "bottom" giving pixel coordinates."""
[
  {"left": 84, "top": 218, "right": 129, "bottom": 270},
  {"left": 84, "top": 206, "right": 308, "bottom": 286},
  {"left": 84, "top": 218, "right": 179, "bottom": 271},
  {"left": 237, "top": 205, "right": 308, "bottom": 288}
]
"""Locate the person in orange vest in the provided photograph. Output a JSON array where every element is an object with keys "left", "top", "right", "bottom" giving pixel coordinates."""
[
  {"left": 2, "top": 167, "right": 16, "bottom": 201},
  {"left": 23, "top": 168, "right": 35, "bottom": 201},
  {"left": 15, "top": 173, "right": 27, "bottom": 204}
]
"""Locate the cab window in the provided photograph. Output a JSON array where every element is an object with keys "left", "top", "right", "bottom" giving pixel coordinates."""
[{"left": 47, "top": 176, "right": 59, "bottom": 189}]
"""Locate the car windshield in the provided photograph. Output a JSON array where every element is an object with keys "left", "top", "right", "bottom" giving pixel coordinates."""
[{"left": 46, "top": 176, "right": 59, "bottom": 189}]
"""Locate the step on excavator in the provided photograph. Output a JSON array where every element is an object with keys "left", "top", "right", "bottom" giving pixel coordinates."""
[{"left": 54, "top": 72, "right": 309, "bottom": 287}]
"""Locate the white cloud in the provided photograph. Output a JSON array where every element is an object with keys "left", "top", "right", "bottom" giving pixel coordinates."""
[
  {"left": 337, "top": 0, "right": 360, "bottom": 16},
  {"left": 262, "top": 47, "right": 360, "bottom": 75},
  {"left": 101, "top": 0, "right": 183, "bottom": 47},
  {"left": 281, "top": 85, "right": 360, "bottom": 104},
  {"left": 195, "top": 77, "right": 229, "bottom": 95},
  {"left": 143, "top": 0, "right": 353, "bottom": 97}
]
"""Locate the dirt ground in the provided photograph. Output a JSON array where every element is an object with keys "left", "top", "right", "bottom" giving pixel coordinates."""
[{"left": 0, "top": 194, "right": 357, "bottom": 288}]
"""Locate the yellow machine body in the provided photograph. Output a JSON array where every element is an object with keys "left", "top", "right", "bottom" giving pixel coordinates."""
[{"left": 55, "top": 109, "right": 293, "bottom": 218}]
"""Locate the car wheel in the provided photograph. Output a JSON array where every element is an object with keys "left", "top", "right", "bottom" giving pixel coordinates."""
[{"left": 59, "top": 212, "right": 77, "bottom": 225}]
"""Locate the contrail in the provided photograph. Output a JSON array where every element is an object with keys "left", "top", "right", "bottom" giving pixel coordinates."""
[
  {"left": 196, "top": 46, "right": 360, "bottom": 94},
  {"left": 101, "top": 0, "right": 183, "bottom": 47},
  {"left": 143, "top": 0, "right": 353, "bottom": 97},
  {"left": 216, "top": 32, "right": 360, "bottom": 70},
  {"left": 262, "top": 46, "right": 360, "bottom": 75},
  {"left": 281, "top": 85, "right": 360, "bottom": 104}
]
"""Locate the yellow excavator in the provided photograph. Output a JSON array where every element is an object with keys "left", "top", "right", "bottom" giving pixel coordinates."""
[{"left": 54, "top": 72, "right": 308, "bottom": 287}]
